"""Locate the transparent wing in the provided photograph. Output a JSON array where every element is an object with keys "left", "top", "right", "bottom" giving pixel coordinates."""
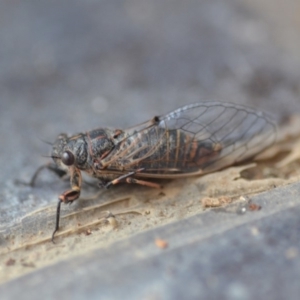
[
  {"left": 104, "top": 102, "right": 276, "bottom": 176},
  {"left": 158, "top": 102, "right": 276, "bottom": 173}
]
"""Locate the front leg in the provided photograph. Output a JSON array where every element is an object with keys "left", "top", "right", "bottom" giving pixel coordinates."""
[
  {"left": 33, "top": 164, "right": 68, "bottom": 185},
  {"left": 16, "top": 163, "right": 68, "bottom": 187},
  {"left": 52, "top": 167, "right": 82, "bottom": 243}
]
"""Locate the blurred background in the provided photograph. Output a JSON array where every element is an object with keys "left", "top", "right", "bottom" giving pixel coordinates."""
[{"left": 0, "top": 0, "right": 300, "bottom": 296}]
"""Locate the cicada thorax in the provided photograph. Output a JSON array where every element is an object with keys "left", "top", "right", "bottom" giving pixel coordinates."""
[{"left": 84, "top": 128, "right": 120, "bottom": 171}]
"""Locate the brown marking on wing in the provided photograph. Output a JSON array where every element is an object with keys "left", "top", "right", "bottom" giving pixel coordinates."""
[
  {"left": 194, "top": 143, "right": 222, "bottom": 166},
  {"left": 165, "top": 129, "right": 170, "bottom": 166},
  {"left": 174, "top": 129, "right": 180, "bottom": 166},
  {"left": 189, "top": 140, "right": 198, "bottom": 162},
  {"left": 182, "top": 133, "right": 191, "bottom": 167}
]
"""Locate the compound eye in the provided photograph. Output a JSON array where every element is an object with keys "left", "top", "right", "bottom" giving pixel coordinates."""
[{"left": 61, "top": 150, "right": 75, "bottom": 166}]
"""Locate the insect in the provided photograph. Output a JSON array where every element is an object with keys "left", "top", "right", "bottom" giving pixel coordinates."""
[{"left": 30, "top": 102, "right": 276, "bottom": 242}]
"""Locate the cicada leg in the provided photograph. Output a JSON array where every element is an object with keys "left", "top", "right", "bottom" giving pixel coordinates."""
[
  {"left": 103, "top": 168, "right": 161, "bottom": 189},
  {"left": 15, "top": 163, "right": 68, "bottom": 187},
  {"left": 31, "top": 164, "right": 68, "bottom": 186},
  {"left": 126, "top": 177, "right": 161, "bottom": 189},
  {"left": 52, "top": 167, "right": 82, "bottom": 243}
]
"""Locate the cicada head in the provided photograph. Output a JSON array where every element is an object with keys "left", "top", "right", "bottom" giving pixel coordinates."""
[
  {"left": 51, "top": 133, "right": 70, "bottom": 171},
  {"left": 51, "top": 133, "right": 88, "bottom": 171}
]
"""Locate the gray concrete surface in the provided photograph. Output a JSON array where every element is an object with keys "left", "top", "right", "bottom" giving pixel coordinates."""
[
  {"left": 0, "top": 0, "right": 300, "bottom": 299},
  {"left": 2, "top": 182, "right": 300, "bottom": 300}
]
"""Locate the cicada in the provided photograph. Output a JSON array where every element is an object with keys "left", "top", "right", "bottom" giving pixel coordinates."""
[{"left": 30, "top": 102, "right": 276, "bottom": 241}]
